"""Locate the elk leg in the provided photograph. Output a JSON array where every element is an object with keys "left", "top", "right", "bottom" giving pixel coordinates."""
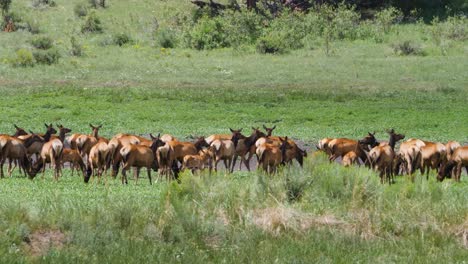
[
  {"left": 121, "top": 165, "right": 129, "bottom": 184},
  {"left": 0, "top": 158, "right": 5, "bottom": 178},
  {"left": 231, "top": 154, "right": 238, "bottom": 173},
  {"left": 147, "top": 168, "right": 152, "bottom": 185},
  {"left": 455, "top": 163, "right": 462, "bottom": 182}
]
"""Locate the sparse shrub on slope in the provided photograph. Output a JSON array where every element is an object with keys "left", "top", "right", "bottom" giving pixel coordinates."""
[
  {"left": 11, "top": 48, "right": 35, "bottom": 67},
  {"left": 190, "top": 17, "right": 228, "bottom": 50},
  {"left": 31, "top": 35, "right": 53, "bottom": 49},
  {"left": 81, "top": 11, "right": 103, "bottom": 33}
]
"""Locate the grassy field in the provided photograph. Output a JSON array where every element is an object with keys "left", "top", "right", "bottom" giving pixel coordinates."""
[{"left": 0, "top": 0, "right": 467, "bottom": 262}]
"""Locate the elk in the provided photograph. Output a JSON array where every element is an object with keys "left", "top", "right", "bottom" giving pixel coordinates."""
[
  {"left": 0, "top": 133, "right": 43, "bottom": 178},
  {"left": 210, "top": 139, "right": 235, "bottom": 172},
  {"left": 368, "top": 129, "right": 405, "bottom": 184},
  {"left": 67, "top": 124, "right": 101, "bottom": 150},
  {"left": 342, "top": 151, "right": 358, "bottom": 167},
  {"left": 205, "top": 132, "right": 233, "bottom": 145},
  {"left": 54, "top": 124, "right": 86, "bottom": 177},
  {"left": 255, "top": 135, "right": 305, "bottom": 166},
  {"left": 181, "top": 148, "right": 213, "bottom": 173},
  {"left": 230, "top": 127, "right": 265, "bottom": 172},
  {"left": 419, "top": 141, "right": 446, "bottom": 180},
  {"left": 18, "top": 123, "right": 57, "bottom": 160},
  {"left": 35, "top": 129, "right": 64, "bottom": 180},
  {"left": 156, "top": 142, "right": 175, "bottom": 179},
  {"left": 256, "top": 136, "right": 289, "bottom": 174},
  {"left": 446, "top": 141, "right": 461, "bottom": 161},
  {"left": 317, "top": 137, "right": 334, "bottom": 155},
  {"left": 437, "top": 146, "right": 468, "bottom": 182},
  {"left": 328, "top": 132, "right": 378, "bottom": 166},
  {"left": 167, "top": 137, "right": 210, "bottom": 165},
  {"left": 398, "top": 138, "right": 425, "bottom": 175},
  {"left": 118, "top": 134, "right": 165, "bottom": 185},
  {"left": 85, "top": 140, "right": 110, "bottom": 183},
  {"left": 263, "top": 125, "right": 276, "bottom": 136}
]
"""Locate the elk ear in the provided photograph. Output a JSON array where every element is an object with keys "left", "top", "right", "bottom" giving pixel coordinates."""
[
  {"left": 263, "top": 124, "right": 267, "bottom": 130},
  {"left": 251, "top": 127, "right": 256, "bottom": 131},
  {"left": 89, "top": 124, "right": 94, "bottom": 128},
  {"left": 14, "top": 124, "right": 19, "bottom": 129},
  {"left": 29, "top": 130, "right": 35, "bottom": 135},
  {"left": 150, "top": 133, "right": 155, "bottom": 139},
  {"left": 272, "top": 125, "right": 276, "bottom": 130},
  {"left": 98, "top": 125, "right": 102, "bottom": 129},
  {"left": 239, "top": 128, "right": 243, "bottom": 132},
  {"left": 229, "top": 128, "right": 234, "bottom": 133},
  {"left": 45, "top": 123, "right": 49, "bottom": 128}
]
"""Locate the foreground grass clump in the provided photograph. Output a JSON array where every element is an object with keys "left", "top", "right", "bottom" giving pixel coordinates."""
[{"left": 0, "top": 154, "right": 466, "bottom": 262}]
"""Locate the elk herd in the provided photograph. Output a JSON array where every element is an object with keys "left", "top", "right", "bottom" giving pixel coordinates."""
[{"left": 0, "top": 124, "right": 466, "bottom": 185}]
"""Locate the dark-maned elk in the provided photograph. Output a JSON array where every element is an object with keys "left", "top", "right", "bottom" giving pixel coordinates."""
[
  {"left": 118, "top": 134, "right": 165, "bottom": 185},
  {"left": 18, "top": 123, "right": 57, "bottom": 160},
  {"left": 0, "top": 133, "right": 43, "bottom": 178},
  {"left": 368, "top": 129, "right": 405, "bottom": 184},
  {"left": 437, "top": 146, "right": 468, "bottom": 182},
  {"left": 230, "top": 127, "right": 265, "bottom": 172},
  {"left": 256, "top": 136, "right": 289, "bottom": 174}
]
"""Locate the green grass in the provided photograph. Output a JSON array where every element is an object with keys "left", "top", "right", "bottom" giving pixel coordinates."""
[{"left": 0, "top": 0, "right": 467, "bottom": 262}]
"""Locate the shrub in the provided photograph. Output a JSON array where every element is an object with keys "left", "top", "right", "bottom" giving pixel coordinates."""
[
  {"left": 33, "top": 48, "right": 60, "bottom": 65},
  {"left": 89, "top": 0, "right": 106, "bottom": 9},
  {"left": 156, "top": 28, "right": 177, "bottom": 48},
  {"left": 31, "top": 0, "right": 56, "bottom": 8},
  {"left": 113, "top": 33, "right": 132, "bottom": 46},
  {"left": 70, "top": 36, "right": 83, "bottom": 56},
  {"left": 25, "top": 19, "right": 41, "bottom": 34},
  {"left": 190, "top": 17, "right": 228, "bottom": 50},
  {"left": 31, "top": 35, "right": 53, "bottom": 49},
  {"left": 256, "top": 32, "right": 286, "bottom": 54},
  {"left": 0, "top": 0, "right": 12, "bottom": 16},
  {"left": 222, "top": 9, "right": 263, "bottom": 47},
  {"left": 81, "top": 11, "right": 102, "bottom": 33},
  {"left": 11, "top": 48, "right": 35, "bottom": 67},
  {"left": 74, "top": 2, "right": 88, "bottom": 18},
  {"left": 375, "top": 7, "right": 403, "bottom": 34},
  {"left": 392, "top": 40, "right": 424, "bottom": 56},
  {"left": 444, "top": 15, "right": 467, "bottom": 41}
]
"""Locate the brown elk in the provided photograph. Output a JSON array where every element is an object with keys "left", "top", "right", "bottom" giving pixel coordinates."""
[
  {"left": 167, "top": 137, "right": 210, "bottom": 165},
  {"left": 446, "top": 141, "right": 461, "bottom": 161},
  {"left": 0, "top": 133, "right": 43, "bottom": 178},
  {"left": 210, "top": 139, "right": 235, "bottom": 171},
  {"left": 35, "top": 128, "right": 64, "bottom": 180},
  {"left": 256, "top": 136, "right": 289, "bottom": 174},
  {"left": 85, "top": 141, "right": 110, "bottom": 183},
  {"left": 328, "top": 132, "right": 378, "bottom": 166},
  {"left": 18, "top": 124, "right": 57, "bottom": 160},
  {"left": 181, "top": 148, "right": 213, "bottom": 173},
  {"left": 437, "top": 146, "right": 468, "bottom": 182},
  {"left": 118, "top": 134, "right": 165, "bottom": 185},
  {"left": 368, "top": 129, "right": 405, "bottom": 184},
  {"left": 230, "top": 127, "right": 265, "bottom": 172},
  {"left": 342, "top": 151, "right": 358, "bottom": 167},
  {"left": 68, "top": 124, "right": 101, "bottom": 150},
  {"left": 156, "top": 142, "right": 175, "bottom": 179},
  {"left": 54, "top": 124, "right": 86, "bottom": 177},
  {"left": 263, "top": 125, "right": 276, "bottom": 136},
  {"left": 317, "top": 137, "right": 334, "bottom": 155},
  {"left": 255, "top": 133, "right": 306, "bottom": 166},
  {"left": 398, "top": 138, "right": 425, "bottom": 175},
  {"left": 419, "top": 141, "right": 446, "bottom": 180}
]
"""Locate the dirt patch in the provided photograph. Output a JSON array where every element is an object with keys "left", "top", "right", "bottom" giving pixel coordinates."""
[
  {"left": 24, "top": 229, "right": 67, "bottom": 257},
  {"left": 452, "top": 219, "right": 468, "bottom": 249},
  {"left": 251, "top": 207, "right": 351, "bottom": 236}
]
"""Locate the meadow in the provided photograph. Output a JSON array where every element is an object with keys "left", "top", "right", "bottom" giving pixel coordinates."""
[{"left": 0, "top": 0, "right": 467, "bottom": 262}]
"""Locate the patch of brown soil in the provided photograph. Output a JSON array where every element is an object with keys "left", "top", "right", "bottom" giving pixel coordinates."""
[{"left": 24, "top": 229, "right": 67, "bottom": 257}]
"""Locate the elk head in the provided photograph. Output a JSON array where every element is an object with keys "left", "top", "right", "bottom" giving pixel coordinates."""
[
  {"left": 263, "top": 125, "right": 276, "bottom": 136},
  {"left": 13, "top": 124, "right": 28, "bottom": 137}
]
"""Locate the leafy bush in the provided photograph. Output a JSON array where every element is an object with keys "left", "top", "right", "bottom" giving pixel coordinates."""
[
  {"left": 74, "top": 2, "right": 88, "bottom": 18},
  {"left": 375, "top": 7, "right": 403, "bottom": 34},
  {"left": 70, "top": 36, "right": 83, "bottom": 56},
  {"left": 190, "top": 17, "right": 228, "bottom": 50},
  {"left": 31, "top": 35, "right": 53, "bottom": 49},
  {"left": 33, "top": 48, "right": 60, "bottom": 65},
  {"left": 392, "top": 40, "right": 425, "bottom": 56},
  {"left": 256, "top": 32, "right": 286, "bottom": 54},
  {"left": 222, "top": 9, "right": 263, "bottom": 47},
  {"left": 444, "top": 15, "right": 467, "bottom": 40},
  {"left": 156, "top": 28, "right": 177, "bottom": 48},
  {"left": 11, "top": 48, "right": 35, "bottom": 67},
  {"left": 89, "top": 0, "right": 106, "bottom": 9},
  {"left": 81, "top": 11, "right": 102, "bottom": 33},
  {"left": 0, "top": 0, "right": 12, "bottom": 15},
  {"left": 31, "top": 0, "right": 56, "bottom": 8},
  {"left": 113, "top": 33, "right": 132, "bottom": 46}
]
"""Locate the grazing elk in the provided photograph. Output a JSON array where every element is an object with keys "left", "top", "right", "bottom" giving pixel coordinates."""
[
  {"left": 0, "top": 133, "right": 43, "bottom": 178},
  {"left": 368, "top": 129, "right": 405, "bottom": 184},
  {"left": 18, "top": 123, "right": 57, "bottom": 160},
  {"left": 256, "top": 137, "right": 289, "bottom": 174},
  {"left": 437, "top": 146, "right": 468, "bottom": 182},
  {"left": 118, "top": 134, "right": 164, "bottom": 185}
]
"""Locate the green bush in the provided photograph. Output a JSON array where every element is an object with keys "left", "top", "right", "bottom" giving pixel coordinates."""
[
  {"left": 375, "top": 7, "right": 403, "bottom": 34},
  {"left": 256, "top": 32, "right": 286, "bottom": 54},
  {"left": 392, "top": 40, "right": 425, "bottom": 56},
  {"left": 156, "top": 28, "right": 177, "bottom": 48},
  {"left": 113, "top": 33, "right": 132, "bottom": 46},
  {"left": 25, "top": 19, "right": 41, "bottom": 34},
  {"left": 222, "top": 9, "right": 263, "bottom": 47},
  {"left": 190, "top": 17, "right": 228, "bottom": 50},
  {"left": 81, "top": 11, "right": 102, "bottom": 33},
  {"left": 31, "top": 0, "right": 56, "bottom": 8},
  {"left": 70, "top": 36, "right": 83, "bottom": 56},
  {"left": 74, "top": 2, "right": 88, "bottom": 18},
  {"left": 31, "top": 35, "right": 53, "bottom": 50},
  {"left": 33, "top": 48, "right": 60, "bottom": 65},
  {"left": 11, "top": 48, "right": 35, "bottom": 67},
  {"left": 0, "top": 0, "right": 12, "bottom": 15}
]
